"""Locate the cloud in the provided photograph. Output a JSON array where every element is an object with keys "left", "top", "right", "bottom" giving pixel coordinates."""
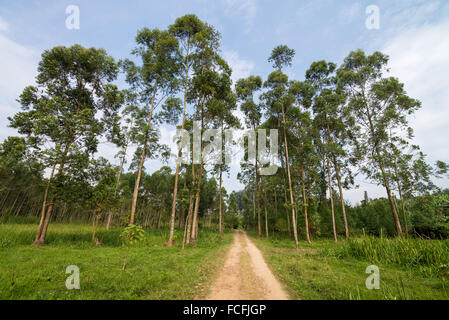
[
  {"left": 0, "top": 22, "right": 40, "bottom": 142},
  {"left": 338, "top": 2, "right": 362, "bottom": 24},
  {"left": 223, "top": 50, "right": 255, "bottom": 85},
  {"left": 223, "top": 0, "right": 257, "bottom": 32},
  {"left": 0, "top": 33, "right": 39, "bottom": 103},
  {"left": 383, "top": 17, "right": 449, "bottom": 165},
  {"left": 0, "top": 17, "right": 8, "bottom": 32}
]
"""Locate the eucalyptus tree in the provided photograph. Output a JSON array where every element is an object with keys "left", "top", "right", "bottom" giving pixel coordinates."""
[
  {"left": 121, "top": 27, "right": 181, "bottom": 225},
  {"left": 105, "top": 105, "right": 135, "bottom": 230},
  {"left": 306, "top": 61, "right": 342, "bottom": 242},
  {"left": 288, "top": 80, "right": 316, "bottom": 244},
  {"left": 188, "top": 51, "right": 234, "bottom": 245},
  {"left": 87, "top": 157, "right": 120, "bottom": 244},
  {"left": 167, "top": 14, "right": 206, "bottom": 247},
  {"left": 262, "top": 45, "right": 299, "bottom": 247},
  {"left": 0, "top": 136, "right": 44, "bottom": 218},
  {"left": 337, "top": 50, "right": 421, "bottom": 236},
  {"left": 10, "top": 45, "right": 123, "bottom": 245},
  {"left": 211, "top": 92, "right": 241, "bottom": 234},
  {"left": 236, "top": 75, "right": 263, "bottom": 237}
]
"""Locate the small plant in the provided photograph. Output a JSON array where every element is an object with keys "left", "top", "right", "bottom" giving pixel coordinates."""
[{"left": 120, "top": 224, "right": 145, "bottom": 270}]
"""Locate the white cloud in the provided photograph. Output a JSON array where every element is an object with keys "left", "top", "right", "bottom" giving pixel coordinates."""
[
  {"left": 223, "top": 0, "right": 257, "bottom": 32},
  {"left": 383, "top": 18, "right": 449, "bottom": 166},
  {"left": 223, "top": 50, "right": 254, "bottom": 85},
  {"left": 338, "top": 2, "right": 362, "bottom": 23},
  {"left": 0, "top": 33, "right": 39, "bottom": 103},
  {"left": 0, "top": 17, "right": 8, "bottom": 32},
  {"left": 0, "top": 27, "right": 40, "bottom": 142}
]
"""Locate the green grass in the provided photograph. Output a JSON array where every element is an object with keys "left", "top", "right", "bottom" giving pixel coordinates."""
[
  {"left": 0, "top": 222, "right": 233, "bottom": 299},
  {"left": 249, "top": 232, "right": 449, "bottom": 300}
]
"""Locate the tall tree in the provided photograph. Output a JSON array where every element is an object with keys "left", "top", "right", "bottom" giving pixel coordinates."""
[
  {"left": 236, "top": 75, "right": 263, "bottom": 238},
  {"left": 10, "top": 45, "right": 123, "bottom": 245},
  {"left": 338, "top": 50, "right": 421, "bottom": 236},
  {"left": 121, "top": 27, "right": 181, "bottom": 225},
  {"left": 263, "top": 45, "right": 299, "bottom": 247},
  {"left": 167, "top": 14, "right": 206, "bottom": 247}
]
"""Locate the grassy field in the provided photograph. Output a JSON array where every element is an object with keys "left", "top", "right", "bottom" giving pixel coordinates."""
[
  {"left": 0, "top": 221, "right": 233, "bottom": 299},
  {"left": 249, "top": 232, "right": 449, "bottom": 300}
]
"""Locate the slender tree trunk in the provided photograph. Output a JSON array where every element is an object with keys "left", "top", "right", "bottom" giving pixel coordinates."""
[
  {"left": 333, "top": 155, "right": 349, "bottom": 240},
  {"left": 92, "top": 214, "right": 100, "bottom": 244},
  {"left": 36, "top": 149, "right": 70, "bottom": 245},
  {"left": 326, "top": 151, "right": 337, "bottom": 243},
  {"left": 168, "top": 54, "right": 190, "bottom": 247},
  {"left": 34, "top": 163, "right": 57, "bottom": 245},
  {"left": 218, "top": 165, "right": 223, "bottom": 234},
  {"left": 263, "top": 190, "right": 269, "bottom": 239},
  {"left": 281, "top": 104, "right": 298, "bottom": 248},
  {"left": 255, "top": 160, "right": 262, "bottom": 238},
  {"left": 106, "top": 144, "right": 127, "bottom": 230},
  {"left": 130, "top": 79, "right": 158, "bottom": 225},
  {"left": 299, "top": 162, "right": 312, "bottom": 244},
  {"left": 364, "top": 95, "right": 402, "bottom": 236},
  {"left": 393, "top": 159, "right": 409, "bottom": 238},
  {"left": 190, "top": 163, "right": 204, "bottom": 245}
]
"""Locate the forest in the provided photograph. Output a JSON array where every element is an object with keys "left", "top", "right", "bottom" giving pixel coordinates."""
[{"left": 1, "top": 14, "right": 449, "bottom": 300}]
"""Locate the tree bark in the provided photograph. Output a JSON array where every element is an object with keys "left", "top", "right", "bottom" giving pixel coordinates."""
[
  {"left": 168, "top": 53, "right": 190, "bottom": 247},
  {"left": 299, "top": 162, "right": 312, "bottom": 244},
  {"left": 326, "top": 151, "right": 338, "bottom": 243},
  {"left": 33, "top": 163, "right": 57, "bottom": 244},
  {"left": 130, "top": 78, "right": 158, "bottom": 225},
  {"left": 364, "top": 101, "right": 402, "bottom": 236},
  {"left": 281, "top": 104, "right": 298, "bottom": 248},
  {"left": 218, "top": 165, "right": 223, "bottom": 234},
  {"left": 333, "top": 155, "right": 349, "bottom": 239},
  {"left": 106, "top": 143, "right": 127, "bottom": 230}
]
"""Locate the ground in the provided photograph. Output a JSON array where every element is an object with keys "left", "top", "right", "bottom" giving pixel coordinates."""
[
  {"left": 249, "top": 233, "right": 449, "bottom": 300},
  {"left": 0, "top": 222, "right": 232, "bottom": 299},
  {"left": 203, "top": 231, "right": 288, "bottom": 300},
  {"left": 1, "top": 222, "right": 448, "bottom": 300}
]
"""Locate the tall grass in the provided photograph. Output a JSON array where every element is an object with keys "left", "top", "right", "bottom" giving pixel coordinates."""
[
  {"left": 0, "top": 222, "right": 232, "bottom": 249},
  {"left": 338, "top": 237, "right": 449, "bottom": 277}
]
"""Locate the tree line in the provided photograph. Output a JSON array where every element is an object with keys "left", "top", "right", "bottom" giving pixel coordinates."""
[{"left": 0, "top": 14, "right": 448, "bottom": 247}]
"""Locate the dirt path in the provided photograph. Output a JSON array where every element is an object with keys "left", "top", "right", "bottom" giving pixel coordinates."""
[{"left": 206, "top": 231, "right": 289, "bottom": 300}]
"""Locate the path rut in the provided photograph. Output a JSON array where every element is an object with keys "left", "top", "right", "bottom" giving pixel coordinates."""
[{"left": 206, "top": 231, "right": 289, "bottom": 300}]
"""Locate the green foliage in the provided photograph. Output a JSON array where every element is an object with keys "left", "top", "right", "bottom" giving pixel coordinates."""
[
  {"left": 338, "top": 237, "right": 449, "bottom": 277},
  {"left": 121, "top": 224, "right": 145, "bottom": 245}
]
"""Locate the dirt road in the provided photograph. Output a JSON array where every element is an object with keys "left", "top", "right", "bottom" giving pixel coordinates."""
[{"left": 206, "top": 231, "right": 289, "bottom": 300}]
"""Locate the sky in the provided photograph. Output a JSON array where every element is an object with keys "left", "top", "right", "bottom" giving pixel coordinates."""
[{"left": 0, "top": 0, "right": 448, "bottom": 204}]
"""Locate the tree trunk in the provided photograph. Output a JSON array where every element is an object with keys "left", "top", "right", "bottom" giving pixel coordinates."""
[
  {"left": 263, "top": 190, "right": 269, "bottom": 239},
  {"left": 168, "top": 54, "right": 190, "bottom": 247},
  {"left": 255, "top": 160, "right": 262, "bottom": 238},
  {"left": 333, "top": 155, "right": 349, "bottom": 240},
  {"left": 393, "top": 158, "right": 409, "bottom": 238},
  {"left": 130, "top": 79, "right": 158, "bottom": 225},
  {"left": 299, "top": 162, "right": 312, "bottom": 244},
  {"left": 34, "top": 163, "right": 57, "bottom": 244},
  {"left": 281, "top": 104, "right": 298, "bottom": 248},
  {"left": 326, "top": 151, "right": 337, "bottom": 243},
  {"left": 218, "top": 165, "right": 223, "bottom": 234},
  {"left": 364, "top": 97, "right": 402, "bottom": 236},
  {"left": 107, "top": 143, "right": 127, "bottom": 230},
  {"left": 190, "top": 163, "right": 204, "bottom": 245}
]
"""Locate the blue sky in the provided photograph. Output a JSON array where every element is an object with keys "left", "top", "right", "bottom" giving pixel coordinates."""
[{"left": 1, "top": 0, "right": 448, "bottom": 203}]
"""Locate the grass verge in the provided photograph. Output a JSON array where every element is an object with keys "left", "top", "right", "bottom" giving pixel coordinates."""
[
  {"left": 0, "top": 222, "right": 233, "bottom": 299},
  {"left": 248, "top": 232, "right": 449, "bottom": 300}
]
